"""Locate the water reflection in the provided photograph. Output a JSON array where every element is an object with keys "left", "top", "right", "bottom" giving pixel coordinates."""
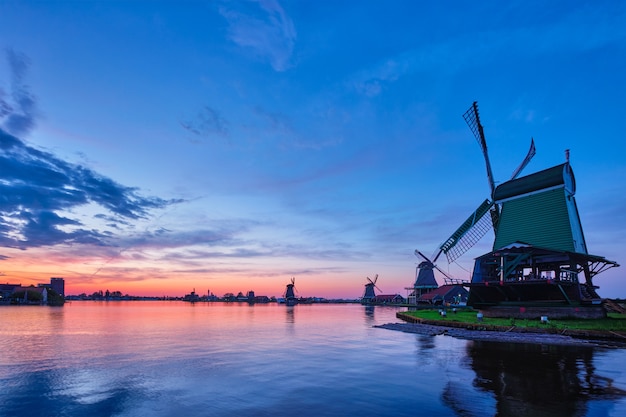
[
  {"left": 363, "top": 306, "right": 374, "bottom": 325},
  {"left": 444, "top": 341, "right": 626, "bottom": 416},
  {"left": 416, "top": 334, "right": 436, "bottom": 351},
  {"left": 1, "top": 368, "right": 146, "bottom": 417},
  {"left": 285, "top": 305, "right": 295, "bottom": 324},
  {"left": 3, "top": 303, "right": 626, "bottom": 417}
]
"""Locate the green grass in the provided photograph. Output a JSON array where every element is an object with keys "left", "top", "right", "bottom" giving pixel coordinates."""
[{"left": 402, "top": 309, "right": 626, "bottom": 332}]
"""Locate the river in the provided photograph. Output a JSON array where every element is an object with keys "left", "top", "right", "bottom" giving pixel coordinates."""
[{"left": 1, "top": 302, "right": 625, "bottom": 416}]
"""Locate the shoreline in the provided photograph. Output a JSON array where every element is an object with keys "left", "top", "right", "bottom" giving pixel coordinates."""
[{"left": 375, "top": 312, "right": 626, "bottom": 349}]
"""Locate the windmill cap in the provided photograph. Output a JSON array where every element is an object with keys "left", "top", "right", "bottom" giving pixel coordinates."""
[{"left": 493, "top": 163, "right": 575, "bottom": 203}]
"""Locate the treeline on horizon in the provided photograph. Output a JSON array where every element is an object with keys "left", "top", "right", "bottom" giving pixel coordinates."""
[{"left": 66, "top": 289, "right": 356, "bottom": 302}]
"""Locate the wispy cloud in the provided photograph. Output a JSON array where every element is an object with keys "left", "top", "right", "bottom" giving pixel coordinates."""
[
  {"left": 181, "top": 101, "right": 344, "bottom": 150},
  {"left": 219, "top": 0, "right": 297, "bottom": 71},
  {"left": 0, "top": 130, "right": 179, "bottom": 249},
  {"left": 248, "top": 104, "right": 345, "bottom": 150},
  {"left": 0, "top": 49, "right": 38, "bottom": 136},
  {"left": 347, "top": 3, "right": 626, "bottom": 98},
  {"left": 181, "top": 106, "right": 230, "bottom": 140}
]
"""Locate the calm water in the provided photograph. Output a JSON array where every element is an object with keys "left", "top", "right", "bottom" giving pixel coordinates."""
[{"left": 1, "top": 302, "right": 626, "bottom": 417}]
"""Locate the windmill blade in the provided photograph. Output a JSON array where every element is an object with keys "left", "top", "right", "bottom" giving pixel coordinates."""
[
  {"left": 365, "top": 274, "right": 381, "bottom": 293},
  {"left": 510, "top": 138, "right": 536, "bottom": 180},
  {"left": 433, "top": 264, "right": 455, "bottom": 282},
  {"left": 439, "top": 199, "right": 495, "bottom": 264},
  {"left": 463, "top": 101, "right": 496, "bottom": 198},
  {"left": 415, "top": 249, "right": 439, "bottom": 264},
  {"left": 372, "top": 274, "right": 380, "bottom": 292},
  {"left": 366, "top": 273, "right": 379, "bottom": 285}
]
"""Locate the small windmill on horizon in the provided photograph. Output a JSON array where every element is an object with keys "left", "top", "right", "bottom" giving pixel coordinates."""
[
  {"left": 283, "top": 277, "right": 298, "bottom": 306},
  {"left": 361, "top": 274, "right": 381, "bottom": 304}
]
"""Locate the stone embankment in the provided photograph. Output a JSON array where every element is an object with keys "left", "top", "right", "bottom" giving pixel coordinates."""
[{"left": 374, "top": 312, "right": 626, "bottom": 349}]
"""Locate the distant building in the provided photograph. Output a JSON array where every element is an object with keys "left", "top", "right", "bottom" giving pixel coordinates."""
[
  {"left": 183, "top": 289, "right": 200, "bottom": 303},
  {"left": 416, "top": 284, "right": 468, "bottom": 305},
  {"left": 10, "top": 285, "right": 48, "bottom": 305},
  {"left": 0, "top": 283, "right": 22, "bottom": 304},
  {"left": 371, "top": 294, "right": 405, "bottom": 304},
  {"left": 1, "top": 278, "right": 65, "bottom": 305},
  {"left": 38, "top": 277, "right": 65, "bottom": 297},
  {"left": 50, "top": 278, "right": 65, "bottom": 297}
]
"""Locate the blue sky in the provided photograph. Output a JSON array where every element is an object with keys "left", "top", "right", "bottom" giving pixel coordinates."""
[{"left": 0, "top": 0, "right": 624, "bottom": 298}]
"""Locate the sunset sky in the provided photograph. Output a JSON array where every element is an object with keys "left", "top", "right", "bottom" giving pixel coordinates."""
[{"left": 1, "top": 0, "right": 624, "bottom": 299}]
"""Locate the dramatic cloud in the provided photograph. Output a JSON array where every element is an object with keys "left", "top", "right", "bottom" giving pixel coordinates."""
[
  {"left": 0, "top": 130, "right": 177, "bottom": 249},
  {"left": 220, "top": 0, "right": 297, "bottom": 71}
]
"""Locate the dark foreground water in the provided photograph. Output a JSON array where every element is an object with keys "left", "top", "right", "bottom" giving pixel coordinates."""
[{"left": 1, "top": 302, "right": 626, "bottom": 417}]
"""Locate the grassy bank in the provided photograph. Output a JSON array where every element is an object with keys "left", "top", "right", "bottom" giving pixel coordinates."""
[{"left": 400, "top": 309, "right": 626, "bottom": 333}]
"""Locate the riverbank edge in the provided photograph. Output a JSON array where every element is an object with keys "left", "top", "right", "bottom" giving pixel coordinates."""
[{"left": 378, "top": 312, "right": 626, "bottom": 348}]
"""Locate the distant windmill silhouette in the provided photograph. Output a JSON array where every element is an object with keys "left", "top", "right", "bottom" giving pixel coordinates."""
[
  {"left": 361, "top": 274, "right": 381, "bottom": 304},
  {"left": 283, "top": 277, "right": 298, "bottom": 306}
]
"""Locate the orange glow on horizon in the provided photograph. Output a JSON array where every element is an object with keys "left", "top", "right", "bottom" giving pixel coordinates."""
[
  {"left": 1, "top": 247, "right": 413, "bottom": 299},
  {"left": 2, "top": 267, "right": 410, "bottom": 299},
  {"left": 65, "top": 277, "right": 373, "bottom": 299}
]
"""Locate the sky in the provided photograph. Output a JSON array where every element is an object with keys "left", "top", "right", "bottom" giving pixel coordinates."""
[{"left": 0, "top": 0, "right": 624, "bottom": 299}]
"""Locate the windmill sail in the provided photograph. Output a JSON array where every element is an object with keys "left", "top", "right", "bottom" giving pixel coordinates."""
[
  {"left": 439, "top": 199, "right": 495, "bottom": 263},
  {"left": 463, "top": 102, "right": 496, "bottom": 198},
  {"left": 427, "top": 104, "right": 537, "bottom": 267},
  {"left": 510, "top": 138, "right": 536, "bottom": 180}
]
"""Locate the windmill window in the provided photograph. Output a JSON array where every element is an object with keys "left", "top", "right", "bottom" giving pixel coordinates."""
[{"left": 523, "top": 268, "right": 535, "bottom": 280}]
